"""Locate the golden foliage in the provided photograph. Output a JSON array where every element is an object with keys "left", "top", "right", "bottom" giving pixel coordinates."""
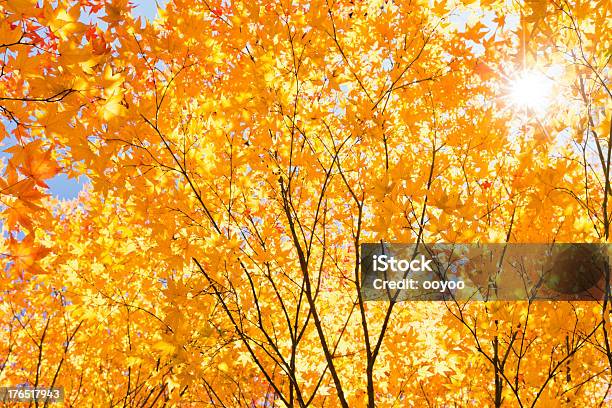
[{"left": 0, "top": 0, "right": 610, "bottom": 406}]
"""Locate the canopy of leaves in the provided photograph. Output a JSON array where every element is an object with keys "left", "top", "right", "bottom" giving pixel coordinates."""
[{"left": 0, "top": 0, "right": 610, "bottom": 406}]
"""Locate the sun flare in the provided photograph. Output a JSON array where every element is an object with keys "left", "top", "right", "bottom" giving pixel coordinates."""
[{"left": 509, "top": 71, "right": 553, "bottom": 112}]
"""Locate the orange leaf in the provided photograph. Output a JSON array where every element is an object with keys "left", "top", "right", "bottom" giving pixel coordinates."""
[
  {"left": 6, "top": 141, "right": 61, "bottom": 188},
  {"left": 8, "top": 234, "right": 50, "bottom": 274}
]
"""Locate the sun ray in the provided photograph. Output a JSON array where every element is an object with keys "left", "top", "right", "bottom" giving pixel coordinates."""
[{"left": 509, "top": 70, "right": 554, "bottom": 113}]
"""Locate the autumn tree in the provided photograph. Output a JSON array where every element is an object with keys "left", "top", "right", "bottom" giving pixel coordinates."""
[{"left": 0, "top": 0, "right": 610, "bottom": 407}]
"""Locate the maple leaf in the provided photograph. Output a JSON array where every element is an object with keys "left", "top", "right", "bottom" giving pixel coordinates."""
[
  {"left": 474, "top": 60, "right": 496, "bottom": 80},
  {"left": 3, "top": 200, "right": 37, "bottom": 230},
  {"left": 5, "top": 141, "right": 61, "bottom": 188},
  {"left": 2, "top": 178, "right": 40, "bottom": 199},
  {"left": 7, "top": 234, "right": 50, "bottom": 274}
]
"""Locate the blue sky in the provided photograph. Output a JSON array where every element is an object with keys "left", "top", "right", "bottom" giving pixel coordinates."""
[{"left": 131, "top": 0, "right": 164, "bottom": 22}]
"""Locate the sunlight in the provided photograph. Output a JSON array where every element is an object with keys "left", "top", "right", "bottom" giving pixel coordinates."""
[{"left": 509, "top": 70, "right": 553, "bottom": 112}]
